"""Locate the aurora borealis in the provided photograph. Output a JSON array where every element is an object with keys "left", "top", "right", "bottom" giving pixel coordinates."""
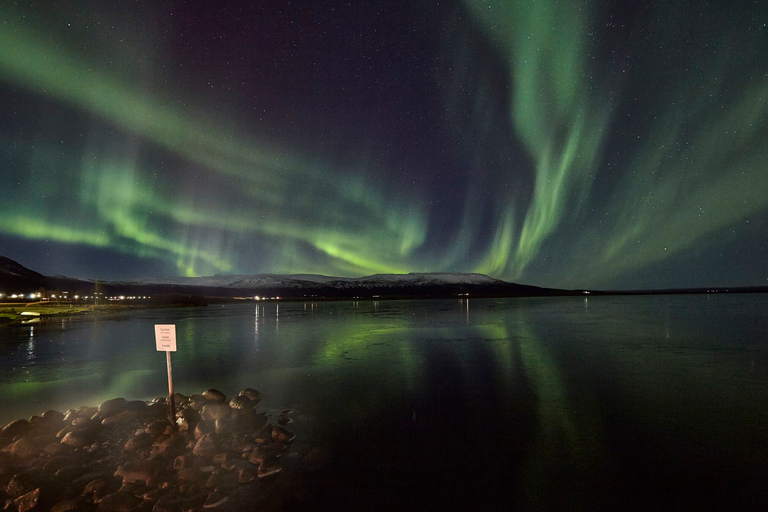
[{"left": 1, "top": 0, "right": 766, "bottom": 289}]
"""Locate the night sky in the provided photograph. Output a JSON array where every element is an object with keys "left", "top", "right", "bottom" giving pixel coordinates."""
[{"left": 1, "top": 0, "right": 767, "bottom": 290}]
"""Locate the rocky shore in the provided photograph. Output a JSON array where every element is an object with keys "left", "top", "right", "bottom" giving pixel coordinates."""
[{"left": 0, "top": 389, "right": 332, "bottom": 511}]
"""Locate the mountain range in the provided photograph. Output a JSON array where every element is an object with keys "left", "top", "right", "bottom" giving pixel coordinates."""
[{"left": 0, "top": 255, "right": 571, "bottom": 300}]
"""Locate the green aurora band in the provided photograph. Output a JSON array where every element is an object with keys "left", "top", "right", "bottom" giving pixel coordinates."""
[{"left": 1, "top": 1, "right": 766, "bottom": 287}]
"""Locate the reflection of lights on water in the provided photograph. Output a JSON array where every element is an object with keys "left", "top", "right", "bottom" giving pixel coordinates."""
[
  {"left": 253, "top": 305, "right": 260, "bottom": 350},
  {"left": 26, "top": 326, "right": 35, "bottom": 364},
  {"left": 275, "top": 304, "right": 279, "bottom": 331}
]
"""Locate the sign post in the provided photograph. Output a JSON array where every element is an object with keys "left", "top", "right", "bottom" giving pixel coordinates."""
[{"left": 154, "top": 324, "right": 177, "bottom": 429}]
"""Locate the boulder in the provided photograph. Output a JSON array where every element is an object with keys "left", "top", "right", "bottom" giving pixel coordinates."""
[
  {"left": 239, "top": 389, "right": 260, "bottom": 403},
  {"left": 114, "top": 460, "right": 155, "bottom": 485},
  {"left": 201, "top": 389, "right": 226, "bottom": 402},
  {"left": 1, "top": 419, "right": 30, "bottom": 438},
  {"left": 97, "top": 398, "right": 126, "bottom": 417},
  {"left": 101, "top": 410, "right": 139, "bottom": 427},
  {"left": 228, "top": 396, "right": 252, "bottom": 410},
  {"left": 193, "top": 434, "right": 219, "bottom": 457},
  {"left": 97, "top": 490, "right": 140, "bottom": 511},
  {"left": 3, "top": 437, "right": 40, "bottom": 459},
  {"left": 13, "top": 488, "right": 41, "bottom": 512}
]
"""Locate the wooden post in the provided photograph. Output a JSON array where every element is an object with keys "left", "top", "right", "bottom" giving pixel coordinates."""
[
  {"left": 166, "top": 350, "right": 176, "bottom": 429},
  {"left": 155, "top": 324, "right": 178, "bottom": 431}
]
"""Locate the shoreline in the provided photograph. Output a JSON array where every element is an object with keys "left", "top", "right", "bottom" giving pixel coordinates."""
[{"left": 0, "top": 389, "right": 330, "bottom": 511}]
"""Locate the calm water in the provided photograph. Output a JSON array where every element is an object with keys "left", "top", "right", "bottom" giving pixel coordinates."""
[{"left": 2, "top": 295, "right": 768, "bottom": 510}]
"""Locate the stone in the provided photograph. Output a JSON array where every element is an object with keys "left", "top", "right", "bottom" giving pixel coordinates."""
[
  {"left": 6, "top": 472, "right": 39, "bottom": 498},
  {"left": 55, "top": 464, "right": 87, "bottom": 481},
  {"left": 61, "top": 429, "right": 95, "bottom": 448},
  {"left": 43, "top": 442, "right": 71, "bottom": 456},
  {"left": 97, "top": 490, "right": 140, "bottom": 511},
  {"left": 193, "top": 434, "right": 218, "bottom": 457},
  {"left": 277, "top": 414, "right": 292, "bottom": 425},
  {"left": 97, "top": 398, "right": 126, "bottom": 417},
  {"left": 145, "top": 421, "right": 172, "bottom": 437},
  {"left": 201, "top": 390, "right": 226, "bottom": 402},
  {"left": 101, "top": 410, "right": 139, "bottom": 426},
  {"left": 43, "top": 455, "right": 79, "bottom": 473},
  {"left": 228, "top": 396, "right": 252, "bottom": 410},
  {"left": 152, "top": 434, "right": 187, "bottom": 458},
  {"left": 201, "top": 404, "right": 229, "bottom": 422},
  {"left": 239, "top": 389, "right": 261, "bottom": 403},
  {"left": 236, "top": 409, "right": 267, "bottom": 430},
  {"left": 175, "top": 407, "right": 200, "bottom": 432},
  {"left": 193, "top": 420, "right": 215, "bottom": 440},
  {"left": 51, "top": 498, "right": 86, "bottom": 512},
  {"left": 202, "top": 491, "right": 228, "bottom": 508},
  {"left": 13, "top": 488, "right": 41, "bottom": 512},
  {"left": 176, "top": 467, "right": 199, "bottom": 483},
  {"left": 4, "top": 437, "right": 39, "bottom": 459},
  {"left": 123, "top": 400, "right": 147, "bottom": 411},
  {"left": 1, "top": 419, "right": 30, "bottom": 438},
  {"left": 214, "top": 418, "right": 235, "bottom": 436},
  {"left": 71, "top": 416, "right": 94, "bottom": 428},
  {"left": 114, "top": 460, "right": 155, "bottom": 485},
  {"left": 253, "top": 423, "right": 272, "bottom": 445},
  {"left": 271, "top": 426, "right": 294, "bottom": 444},
  {"left": 124, "top": 433, "right": 154, "bottom": 453}
]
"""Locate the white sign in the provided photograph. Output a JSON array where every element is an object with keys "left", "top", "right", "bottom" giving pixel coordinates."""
[{"left": 155, "top": 324, "right": 177, "bottom": 352}]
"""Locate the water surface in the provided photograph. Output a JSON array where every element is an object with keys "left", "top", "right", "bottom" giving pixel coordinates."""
[{"left": 2, "top": 295, "right": 767, "bottom": 510}]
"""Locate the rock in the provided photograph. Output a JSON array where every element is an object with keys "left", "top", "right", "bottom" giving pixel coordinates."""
[
  {"left": 201, "top": 390, "right": 226, "bottom": 402},
  {"left": 253, "top": 423, "right": 273, "bottom": 445},
  {"left": 257, "top": 455, "right": 282, "bottom": 479},
  {"left": 98, "top": 398, "right": 126, "bottom": 417},
  {"left": 55, "top": 464, "right": 87, "bottom": 481},
  {"left": 1, "top": 419, "right": 30, "bottom": 438},
  {"left": 3, "top": 437, "right": 40, "bottom": 459},
  {"left": 72, "top": 416, "right": 95, "bottom": 428},
  {"left": 152, "top": 434, "right": 187, "bottom": 458},
  {"left": 51, "top": 498, "right": 87, "bottom": 512},
  {"left": 175, "top": 407, "right": 200, "bottom": 432},
  {"left": 277, "top": 414, "right": 292, "bottom": 425},
  {"left": 123, "top": 400, "right": 147, "bottom": 412},
  {"left": 42, "top": 410, "right": 64, "bottom": 421},
  {"left": 124, "top": 433, "right": 154, "bottom": 453},
  {"left": 201, "top": 404, "right": 229, "bottom": 422},
  {"left": 102, "top": 410, "right": 139, "bottom": 426},
  {"left": 302, "top": 447, "right": 332, "bottom": 471},
  {"left": 271, "top": 426, "right": 295, "bottom": 444},
  {"left": 202, "top": 491, "right": 228, "bottom": 508},
  {"left": 235, "top": 409, "right": 267, "bottom": 430},
  {"left": 213, "top": 418, "right": 236, "bottom": 436},
  {"left": 142, "top": 403, "right": 167, "bottom": 420},
  {"left": 193, "top": 420, "right": 215, "bottom": 441},
  {"left": 239, "top": 389, "right": 261, "bottom": 403},
  {"left": 192, "top": 435, "right": 218, "bottom": 458},
  {"left": 97, "top": 490, "right": 140, "bottom": 511},
  {"left": 6, "top": 472, "right": 39, "bottom": 498},
  {"left": 280, "top": 409, "right": 292, "bottom": 415},
  {"left": 248, "top": 443, "right": 283, "bottom": 465},
  {"left": 114, "top": 460, "right": 155, "bottom": 485},
  {"left": 228, "top": 396, "right": 252, "bottom": 410},
  {"left": 176, "top": 467, "right": 199, "bottom": 483},
  {"left": 43, "top": 455, "right": 79, "bottom": 473},
  {"left": 83, "top": 478, "right": 108, "bottom": 499},
  {"left": 61, "top": 429, "right": 95, "bottom": 448},
  {"left": 145, "top": 421, "right": 172, "bottom": 437},
  {"left": 43, "top": 442, "right": 71, "bottom": 456},
  {"left": 13, "top": 488, "right": 41, "bottom": 512}
]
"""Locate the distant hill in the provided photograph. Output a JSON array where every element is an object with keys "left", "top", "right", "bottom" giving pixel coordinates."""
[{"left": 0, "top": 255, "right": 571, "bottom": 300}]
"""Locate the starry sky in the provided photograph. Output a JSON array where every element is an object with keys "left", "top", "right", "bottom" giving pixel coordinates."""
[{"left": 1, "top": 0, "right": 767, "bottom": 290}]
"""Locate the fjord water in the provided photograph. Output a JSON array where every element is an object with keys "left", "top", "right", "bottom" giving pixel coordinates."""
[{"left": 2, "top": 295, "right": 768, "bottom": 510}]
